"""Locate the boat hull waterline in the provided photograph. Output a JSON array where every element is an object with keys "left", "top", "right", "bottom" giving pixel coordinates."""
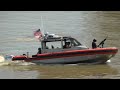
[{"left": 12, "top": 47, "right": 118, "bottom": 64}]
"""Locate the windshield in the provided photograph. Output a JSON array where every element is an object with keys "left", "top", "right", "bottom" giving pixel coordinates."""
[
  {"left": 70, "top": 38, "right": 82, "bottom": 46},
  {"left": 45, "top": 41, "right": 62, "bottom": 49}
]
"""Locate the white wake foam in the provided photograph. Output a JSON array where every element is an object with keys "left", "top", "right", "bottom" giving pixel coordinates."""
[
  {"left": 0, "top": 56, "right": 5, "bottom": 63},
  {"left": 0, "top": 55, "right": 35, "bottom": 66},
  {"left": 107, "top": 60, "right": 111, "bottom": 63}
]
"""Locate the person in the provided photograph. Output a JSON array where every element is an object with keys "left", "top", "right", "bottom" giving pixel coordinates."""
[
  {"left": 22, "top": 54, "right": 27, "bottom": 58},
  {"left": 63, "top": 42, "right": 71, "bottom": 49},
  {"left": 92, "top": 39, "right": 97, "bottom": 49},
  {"left": 37, "top": 48, "right": 41, "bottom": 54},
  {"left": 67, "top": 42, "right": 71, "bottom": 48},
  {"left": 63, "top": 39, "right": 67, "bottom": 48},
  {"left": 63, "top": 42, "right": 67, "bottom": 48},
  {"left": 23, "top": 54, "right": 26, "bottom": 56},
  {"left": 51, "top": 45, "right": 54, "bottom": 49}
]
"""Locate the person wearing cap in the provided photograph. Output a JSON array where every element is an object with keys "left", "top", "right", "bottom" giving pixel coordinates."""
[{"left": 92, "top": 39, "right": 97, "bottom": 49}]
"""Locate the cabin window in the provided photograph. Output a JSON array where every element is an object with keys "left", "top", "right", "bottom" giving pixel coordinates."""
[
  {"left": 46, "top": 41, "right": 62, "bottom": 49},
  {"left": 71, "top": 38, "right": 81, "bottom": 46}
]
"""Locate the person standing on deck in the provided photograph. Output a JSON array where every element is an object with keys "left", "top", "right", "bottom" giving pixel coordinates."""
[
  {"left": 92, "top": 39, "right": 97, "bottom": 49},
  {"left": 37, "top": 48, "right": 42, "bottom": 54}
]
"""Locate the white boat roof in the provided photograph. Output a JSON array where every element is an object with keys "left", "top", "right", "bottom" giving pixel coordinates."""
[
  {"left": 43, "top": 36, "right": 72, "bottom": 42},
  {"left": 42, "top": 33, "right": 72, "bottom": 42}
]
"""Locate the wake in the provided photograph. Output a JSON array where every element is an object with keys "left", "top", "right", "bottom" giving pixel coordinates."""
[{"left": 0, "top": 55, "right": 35, "bottom": 66}]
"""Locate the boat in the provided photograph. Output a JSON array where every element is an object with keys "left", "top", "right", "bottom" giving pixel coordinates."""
[{"left": 12, "top": 33, "right": 118, "bottom": 64}]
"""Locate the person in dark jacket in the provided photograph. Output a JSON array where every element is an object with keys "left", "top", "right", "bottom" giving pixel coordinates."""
[
  {"left": 92, "top": 39, "right": 97, "bottom": 49},
  {"left": 37, "top": 48, "right": 41, "bottom": 54}
]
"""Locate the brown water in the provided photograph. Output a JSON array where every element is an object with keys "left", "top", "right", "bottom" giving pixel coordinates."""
[{"left": 0, "top": 11, "right": 120, "bottom": 79}]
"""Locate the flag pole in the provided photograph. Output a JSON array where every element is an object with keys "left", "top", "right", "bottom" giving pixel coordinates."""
[
  {"left": 41, "top": 16, "right": 44, "bottom": 36},
  {"left": 40, "top": 16, "right": 45, "bottom": 52}
]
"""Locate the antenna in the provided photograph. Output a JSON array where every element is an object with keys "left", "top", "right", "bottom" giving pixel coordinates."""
[{"left": 41, "top": 16, "right": 44, "bottom": 35}]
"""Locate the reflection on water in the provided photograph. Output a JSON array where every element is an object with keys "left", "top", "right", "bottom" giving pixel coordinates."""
[
  {"left": 26, "top": 64, "right": 118, "bottom": 79},
  {"left": 0, "top": 64, "right": 118, "bottom": 79},
  {"left": 0, "top": 66, "right": 38, "bottom": 79}
]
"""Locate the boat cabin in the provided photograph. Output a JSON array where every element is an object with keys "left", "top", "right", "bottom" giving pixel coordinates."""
[{"left": 40, "top": 34, "right": 88, "bottom": 53}]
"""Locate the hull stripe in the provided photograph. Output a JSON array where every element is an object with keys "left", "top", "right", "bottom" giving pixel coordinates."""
[
  {"left": 12, "top": 47, "right": 118, "bottom": 62},
  {"left": 26, "top": 51, "right": 117, "bottom": 61}
]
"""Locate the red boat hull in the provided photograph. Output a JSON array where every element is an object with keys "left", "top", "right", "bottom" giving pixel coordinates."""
[{"left": 12, "top": 47, "right": 118, "bottom": 64}]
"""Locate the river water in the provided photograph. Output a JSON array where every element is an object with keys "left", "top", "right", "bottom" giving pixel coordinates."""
[{"left": 0, "top": 11, "right": 120, "bottom": 79}]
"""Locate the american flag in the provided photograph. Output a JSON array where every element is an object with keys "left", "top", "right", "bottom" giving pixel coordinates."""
[{"left": 34, "top": 29, "right": 43, "bottom": 40}]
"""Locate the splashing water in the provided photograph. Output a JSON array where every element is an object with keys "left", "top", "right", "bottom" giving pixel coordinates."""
[
  {"left": 0, "top": 55, "right": 9, "bottom": 66},
  {"left": 0, "top": 56, "right": 5, "bottom": 62},
  {"left": 0, "top": 55, "right": 36, "bottom": 66},
  {"left": 107, "top": 60, "right": 111, "bottom": 63},
  {"left": 9, "top": 61, "right": 36, "bottom": 66}
]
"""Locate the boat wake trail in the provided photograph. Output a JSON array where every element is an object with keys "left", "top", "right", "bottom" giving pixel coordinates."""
[
  {"left": 0, "top": 55, "right": 5, "bottom": 63},
  {"left": 0, "top": 55, "right": 36, "bottom": 66},
  {"left": 107, "top": 60, "right": 111, "bottom": 63}
]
